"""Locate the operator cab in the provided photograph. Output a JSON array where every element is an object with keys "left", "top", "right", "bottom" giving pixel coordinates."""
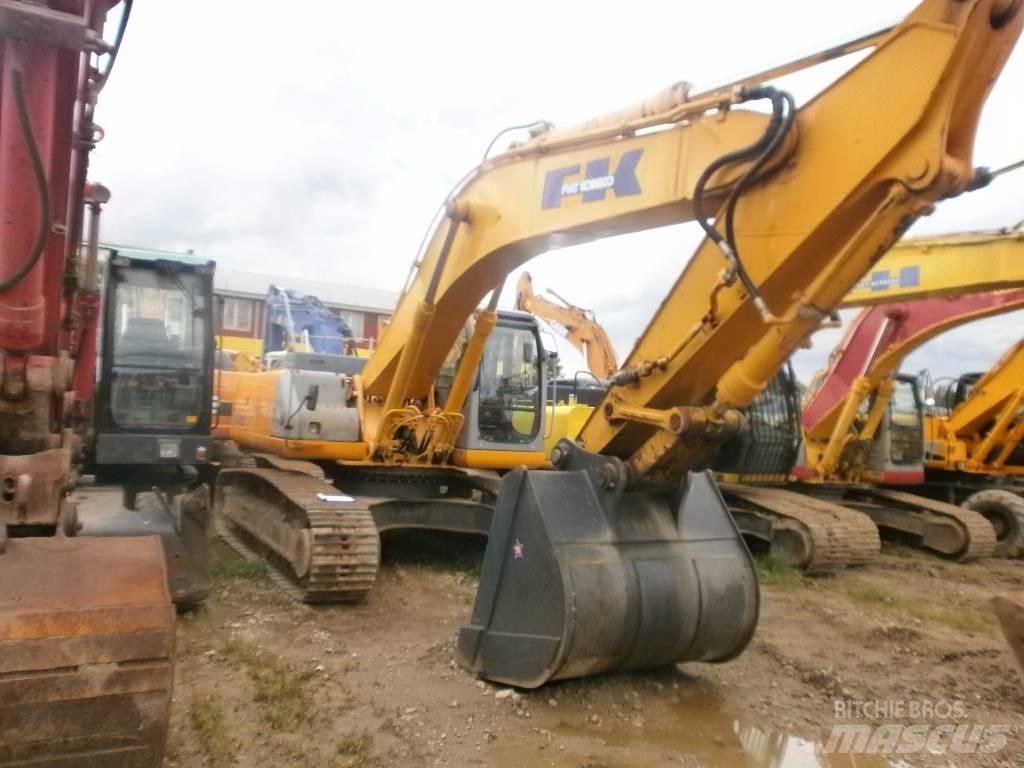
[
  {"left": 865, "top": 374, "right": 925, "bottom": 481},
  {"left": 94, "top": 248, "right": 216, "bottom": 469},
  {"left": 951, "top": 372, "right": 983, "bottom": 409},
  {"left": 442, "top": 310, "right": 547, "bottom": 467}
]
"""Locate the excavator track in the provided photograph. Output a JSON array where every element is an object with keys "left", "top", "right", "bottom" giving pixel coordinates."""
[
  {"left": 845, "top": 488, "right": 997, "bottom": 561},
  {"left": 214, "top": 468, "right": 380, "bottom": 603},
  {"left": 721, "top": 484, "right": 880, "bottom": 574}
]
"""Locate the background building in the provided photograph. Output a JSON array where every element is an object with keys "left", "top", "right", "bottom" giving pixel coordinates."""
[
  {"left": 214, "top": 266, "right": 398, "bottom": 355},
  {"left": 102, "top": 245, "right": 399, "bottom": 356}
]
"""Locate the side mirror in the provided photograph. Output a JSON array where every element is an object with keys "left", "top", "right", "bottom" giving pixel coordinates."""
[{"left": 305, "top": 384, "right": 319, "bottom": 411}]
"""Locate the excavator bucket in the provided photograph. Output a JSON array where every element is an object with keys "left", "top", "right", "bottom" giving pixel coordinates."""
[
  {"left": 74, "top": 483, "right": 210, "bottom": 607},
  {"left": 0, "top": 534, "right": 175, "bottom": 767},
  {"left": 992, "top": 593, "right": 1024, "bottom": 673},
  {"left": 457, "top": 444, "right": 759, "bottom": 688}
]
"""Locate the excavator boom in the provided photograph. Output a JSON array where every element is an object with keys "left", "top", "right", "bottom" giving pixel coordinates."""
[
  {"left": 841, "top": 226, "right": 1024, "bottom": 307},
  {"left": 926, "top": 337, "right": 1024, "bottom": 476},
  {"left": 941, "top": 338, "right": 1024, "bottom": 440}
]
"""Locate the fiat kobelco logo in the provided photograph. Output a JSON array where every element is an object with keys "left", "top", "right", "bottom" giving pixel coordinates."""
[{"left": 541, "top": 149, "right": 643, "bottom": 209}]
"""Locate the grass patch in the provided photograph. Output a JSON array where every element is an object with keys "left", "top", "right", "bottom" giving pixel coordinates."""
[
  {"left": 754, "top": 553, "right": 805, "bottom": 588},
  {"left": 189, "top": 694, "right": 235, "bottom": 768},
  {"left": 210, "top": 552, "right": 268, "bottom": 581},
  {"left": 211, "top": 554, "right": 268, "bottom": 581},
  {"left": 335, "top": 731, "right": 375, "bottom": 768},
  {"left": 844, "top": 581, "right": 996, "bottom": 633},
  {"left": 221, "top": 639, "right": 317, "bottom": 729}
]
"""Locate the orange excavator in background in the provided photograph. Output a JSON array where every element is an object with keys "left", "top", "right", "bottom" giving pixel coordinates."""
[
  {"left": 924, "top": 334, "right": 1024, "bottom": 479},
  {"left": 213, "top": 0, "right": 1021, "bottom": 690},
  {"left": 514, "top": 271, "right": 618, "bottom": 380}
]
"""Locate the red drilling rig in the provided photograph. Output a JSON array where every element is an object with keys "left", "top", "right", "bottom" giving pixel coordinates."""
[{"left": 1, "top": 3, "right": 184, "bottom": 764}]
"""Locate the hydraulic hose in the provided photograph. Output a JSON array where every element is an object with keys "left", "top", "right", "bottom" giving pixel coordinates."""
[
  {"left": 692, "top": 86, "right": 796, "bottom": 317},
  {"left": 1, "top": 69, "right": 50, "bottom": 294}
]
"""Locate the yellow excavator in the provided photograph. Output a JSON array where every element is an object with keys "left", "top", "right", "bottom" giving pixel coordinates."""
[
  {"left": 514, "top": 272, "right": 618, "bottom": 380},
  {"left": 913, "top": 333, "right": 1024, "bottom": 556},
  {"left": 925, "top": 336, "right": 1024, "bottom": 477},
  {"left": 791, "top": 291, "right": 1024, "bottom": 556},
  {"left": 215, "top": 0, "right": 1020, "bottom": 688}
]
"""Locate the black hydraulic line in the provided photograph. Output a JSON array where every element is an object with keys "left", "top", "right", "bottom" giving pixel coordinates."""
[
  {"left": 722, "top": 91, "right": 796, "bottom": 304},
  {"left": 284, "top": 394, "right": 312, "bottom": 431},
  {"left": 1, "top": 70, "right": 50, "bottom": 294},
  {"left": 723, "top": 91, "right": 796, "bottom": 253},
  {"left": 692, "top": 86, "right": 796, "bottom": 309},
  {"left": 97, "top": 0, "right": 133, "bottom": 90}
]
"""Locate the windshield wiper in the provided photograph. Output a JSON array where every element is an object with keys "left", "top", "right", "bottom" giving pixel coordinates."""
[{"left": 158, "top": 262, "right": 204, "bottom": 317}]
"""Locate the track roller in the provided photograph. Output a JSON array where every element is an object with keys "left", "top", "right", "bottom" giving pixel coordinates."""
[{"left": 962, "top": 489, "right": 1024, "bottom": 558}]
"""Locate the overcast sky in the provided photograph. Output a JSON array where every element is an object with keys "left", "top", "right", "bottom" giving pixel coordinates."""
[{"left": 92, "top": 0, "right": 1023, "bottom": 385}]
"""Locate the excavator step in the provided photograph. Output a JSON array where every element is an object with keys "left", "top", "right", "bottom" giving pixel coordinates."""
[
  {"left": 457, "top": 450, "right": 759, "bottom": 688},
  {"left": 0, "top": 536, "right": 174, "bottom": 768},
  {"left": 842, "top": 488, "right": 997, "bottom": 561},
  {"left": 721, "top": 484, "right": 880, "bottom": 573},
  {"left": 214, "top": 467, "right": 380, "bottom": 603}
]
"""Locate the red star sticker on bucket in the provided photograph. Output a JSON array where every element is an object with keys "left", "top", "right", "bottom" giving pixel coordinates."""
[{"left": 512, "top": 538, "right": 524, "bottom": 559}]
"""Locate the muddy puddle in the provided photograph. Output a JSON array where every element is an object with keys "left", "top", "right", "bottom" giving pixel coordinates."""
[{"left": 487, "top": 688, "right": 891, "bottom": 768}]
